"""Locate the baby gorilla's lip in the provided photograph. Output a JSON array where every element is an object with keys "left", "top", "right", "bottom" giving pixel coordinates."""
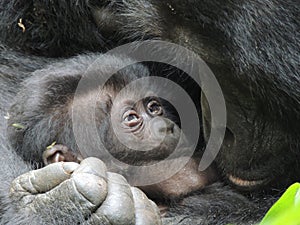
[{"left": 228, "top": 174, "right": 266, "bottom": 187}]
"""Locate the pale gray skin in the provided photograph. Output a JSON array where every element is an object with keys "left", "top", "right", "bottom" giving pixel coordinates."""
[{"left": 8, "top": 157, "right": 162, "bottom": 225}]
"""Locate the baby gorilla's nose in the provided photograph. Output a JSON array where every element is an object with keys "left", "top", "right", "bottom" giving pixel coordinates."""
[
  {"left": 151, "top": 118, "right": 175, "bottom": 140},
  {"left": 158, "top": 120, "right": 174, "bottom": 135}
]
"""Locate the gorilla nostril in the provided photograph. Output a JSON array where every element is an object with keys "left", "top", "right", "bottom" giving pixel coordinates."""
[
  {"left": 151, "top": 118, "right": 175, "bottom": 138},
  {"left": 223, "top": 128, "right": 235, "bottom": 148},
  {"left": 166, "top": 122, "right": 174, "bottom": 134},
  {"left": 159, "top": 121, "right": 174, "bottom": 134}
]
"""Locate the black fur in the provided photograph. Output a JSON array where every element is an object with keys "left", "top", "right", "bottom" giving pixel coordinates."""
[
  {"left": 0, "top": 0, "right": 109, "bottom": 56},
  {"left": 0, "top": 0, "right": 299, "bottom": 224}
]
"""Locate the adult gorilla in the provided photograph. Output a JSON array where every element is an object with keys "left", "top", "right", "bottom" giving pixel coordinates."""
[{"left": 0, "top": 0, "right": 299, "bottom": 224}]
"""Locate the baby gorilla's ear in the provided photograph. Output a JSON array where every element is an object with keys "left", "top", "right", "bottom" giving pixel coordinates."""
[{"left": 42, "top": 144, "right": 83, "bottom": 165}]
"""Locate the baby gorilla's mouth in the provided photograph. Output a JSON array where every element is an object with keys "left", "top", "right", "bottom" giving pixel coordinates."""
[{"left": 228, "top": 174, "right": 266, "bottom": 188}]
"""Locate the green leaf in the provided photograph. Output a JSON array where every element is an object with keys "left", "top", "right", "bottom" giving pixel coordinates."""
[{"left": 260, "top": 183, "right": 300, "bottom": 225}]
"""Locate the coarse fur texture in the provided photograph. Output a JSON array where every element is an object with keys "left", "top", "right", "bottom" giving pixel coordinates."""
[{"left": 0, "top": 0, "right": 299, "bottom": 224}]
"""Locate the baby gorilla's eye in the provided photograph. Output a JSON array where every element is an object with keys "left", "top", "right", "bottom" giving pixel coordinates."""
[
  {"left": 147, "top": 100, "right": 163, "bottom": 116},
  {"left": 125, "top": 114, "right": 139, "bottom": 122},
  {"left": 123, "top": 110, "right": 141, "bottom": 127}
]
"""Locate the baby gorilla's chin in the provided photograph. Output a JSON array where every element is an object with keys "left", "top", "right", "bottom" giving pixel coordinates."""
[{"left": 139, "top": 158, "right": 218, "bottom": 199}]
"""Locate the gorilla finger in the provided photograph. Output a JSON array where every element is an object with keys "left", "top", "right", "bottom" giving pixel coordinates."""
[
  {"left": 73, "top": 157, "right": 107, "bottom": 178},
  {"left": 131, "top": 187, "right": 162, "bottom": 225},
  {"left": 91, "top": 172, "right": 135, "bottom": 225},
  {"left": 27, "top": 173, "right": 107, "bottom": 218},
  {"left": 70, "top": 157, "right": 109, "bottom": 207},
  {"left": 28, "top": 167, "right": 108, "bottom": 217},
  {"left": 10, "top": 162, "right": 79, "bottom": 198}
]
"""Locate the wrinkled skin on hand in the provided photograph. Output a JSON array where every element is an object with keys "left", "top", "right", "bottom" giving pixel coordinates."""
[{"left": 9, "top": 157, "right": 161, "bottom": 225}]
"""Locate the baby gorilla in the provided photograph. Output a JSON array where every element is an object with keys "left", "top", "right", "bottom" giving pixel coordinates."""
[{"left": 7, "top": 53, "right": 216, "bottom": 203}]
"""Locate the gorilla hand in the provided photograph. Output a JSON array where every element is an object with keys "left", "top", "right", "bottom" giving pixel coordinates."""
[{"left": 9, "top": 157, "right": 161, "bottom": 225}]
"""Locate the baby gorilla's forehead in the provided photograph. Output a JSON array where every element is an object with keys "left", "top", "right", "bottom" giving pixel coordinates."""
[{"left": 115, "top": 95, "right": 158, "bottom": 106}]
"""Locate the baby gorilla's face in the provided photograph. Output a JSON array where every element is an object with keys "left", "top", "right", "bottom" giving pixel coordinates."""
[
  {"left": 109, "top": 96, "right": 182, "bottom": 164},
  {"left": 108, "top": 96, "right": 217, "bottom": 198}
]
